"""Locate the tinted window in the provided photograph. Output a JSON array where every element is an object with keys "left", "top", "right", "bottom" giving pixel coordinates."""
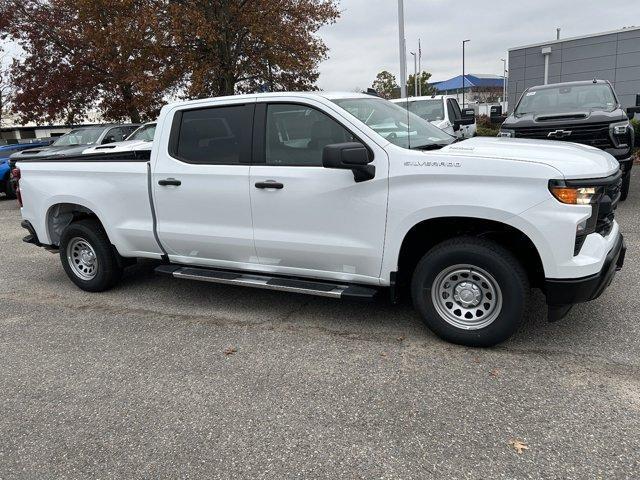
[
  {"left": 447, "top": 99, "right": 462, "bottom": 121},
  {"left": 266, "top": 104, "right": 357, "bottom": 167},
  {"left": 176, "top": 105, "right": 252, "bottom": 164}
]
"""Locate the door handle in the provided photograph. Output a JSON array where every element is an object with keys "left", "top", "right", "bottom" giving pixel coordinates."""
[
  {"left": 158, "top": 178, "right": 181, "bottom": 186},
  {"left": 255, "top": 181, "right": 284, "bottom": 190}
]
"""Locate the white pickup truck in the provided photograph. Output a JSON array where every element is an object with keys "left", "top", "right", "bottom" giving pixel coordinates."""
[{"left": 14, "top": 92, "right": 626, "bottom": 346}]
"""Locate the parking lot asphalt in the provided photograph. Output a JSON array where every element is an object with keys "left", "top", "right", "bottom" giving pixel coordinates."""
[{"left": 1, "top": 175, "right": 640, "bottom": 479}]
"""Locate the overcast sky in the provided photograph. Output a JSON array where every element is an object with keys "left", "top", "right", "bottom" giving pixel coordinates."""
[{"left": 317, "top": 0, "right": 640, "bottom": 91}]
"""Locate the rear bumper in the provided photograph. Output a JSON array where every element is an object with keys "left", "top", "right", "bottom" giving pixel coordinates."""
[
  {"left": 21, "top": 220, "right": 42, "bottom": 246},
  {"left": 544, "top": 233, "right": 625, "bottom": 307}
]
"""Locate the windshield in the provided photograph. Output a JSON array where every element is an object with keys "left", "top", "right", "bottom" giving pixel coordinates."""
[
  {"left": 403, "top": 99, "right": 445, "bottom": 122},
  {"left": 127, "top": 123, "right": 156, "bottom": 141},
  {"left": 515, "top": 84, "right": 617, "bottom": 116},
  {"left": 52, "top": 128, "right": 104, "bottom": 146},
  {"left": 332, "top": 97, "right": 454, "bottom": 149}
]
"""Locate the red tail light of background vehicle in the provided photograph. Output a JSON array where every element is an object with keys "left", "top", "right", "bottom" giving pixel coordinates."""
[{"left": 12, "top": 167, "right": 22, "bottom": 207}]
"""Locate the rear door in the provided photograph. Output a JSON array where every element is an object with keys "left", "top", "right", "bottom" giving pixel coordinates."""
[
  {"left": 248, "top": 98, "right": 388, "bottom": 283},
  {"left": 152, "top": 99, "right": 257, "bottom": 268}
]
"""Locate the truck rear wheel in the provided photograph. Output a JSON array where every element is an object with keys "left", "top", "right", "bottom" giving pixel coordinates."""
[
  {"left": 411, "top": 237, "right": 529, "bottom": 347},
  {"left": 59, "top": 219, "right": 122, "bottom": 292}
]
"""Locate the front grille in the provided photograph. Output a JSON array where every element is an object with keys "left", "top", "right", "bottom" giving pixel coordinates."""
[
  {"left": 516, "top": 122, "right": 612, "bottom": 148},
  {"left": 595, "top": 177, "right": 622, "bottom": 237},
  {"left": 573, "top": 172, "right": 621, "bottom": 255}
]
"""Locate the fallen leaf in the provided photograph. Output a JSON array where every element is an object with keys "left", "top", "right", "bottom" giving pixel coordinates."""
[
  {"left": 472, "top": 356, "right": 481, "bottom": 364},
  {"left": 380, "top": 352, "right": 388, "bottom": 357},
  {"left": 508, "top": 438, "right": 529, "bottom": 454},
  {"left": 490, "top": 368, "right": 500, "bottom": 377},
  {"left": 224, "top": 346, "right": 237, "bottom": 356},
  {"left": 396, "top": 336, "right": 405, "bottom": 342}
]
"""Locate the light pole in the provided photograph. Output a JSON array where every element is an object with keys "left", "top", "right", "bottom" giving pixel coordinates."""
[
  {"left": 410, "top": 52, "right": 417, "bottom": 97},
  {"left": 418, "top": 39, "right": 422, "bottom": 97},
  {"left": 462, "top": 39, "right": 470, "bottom": 108},
  {"left": 500, "top": 58, "right": 507, "bottom": 108},
  {"left": 397, "top": 0, "right": 407, "bottom": 98}
]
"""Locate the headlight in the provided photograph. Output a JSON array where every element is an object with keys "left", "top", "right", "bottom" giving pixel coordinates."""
[
  {"left": 498, "top": 129, "right": 515, "bottom": 138},
  {"left": 549, "top": 185, "right": 598, "bottom": 205},
  {"left": 611, "top": 120, "right": 630, "bottom": 136}
]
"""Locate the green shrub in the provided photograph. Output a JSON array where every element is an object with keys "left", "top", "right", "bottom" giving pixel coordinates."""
[
  {"left": 476, "top": 126, "right": 499, "bottom": 137},
  {"left": 631, "top": 118, "right": 640, "bottom": 146}
]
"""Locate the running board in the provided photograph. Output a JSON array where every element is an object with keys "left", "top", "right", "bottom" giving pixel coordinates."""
[{"left": 155, "top": 264, "right": 378, "bottom": 301}]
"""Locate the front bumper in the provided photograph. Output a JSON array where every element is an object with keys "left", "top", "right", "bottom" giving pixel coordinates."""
[
  {"left": 544, "top": 233, "right": 625, "bottom": 318},
  {"left": 616, "top": 156, "right": 634, "bottom": 175}
]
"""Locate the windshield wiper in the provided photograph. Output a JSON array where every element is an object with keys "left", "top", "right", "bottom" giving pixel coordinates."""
[{"left": 412, "top": 143, "right": 450, "bottom": 151}]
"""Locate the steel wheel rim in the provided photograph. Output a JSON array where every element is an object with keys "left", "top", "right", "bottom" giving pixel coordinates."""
[
  {"left": 431, "top": 264, "right": 503, "bottom": 330},
  {"left": 67, "top": 237, "right": 98, "bottom": 280}
]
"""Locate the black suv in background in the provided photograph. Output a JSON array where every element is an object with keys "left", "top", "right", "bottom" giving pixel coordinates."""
[{"left": 500, "top": 80, "right": 635, "bottom": 200}]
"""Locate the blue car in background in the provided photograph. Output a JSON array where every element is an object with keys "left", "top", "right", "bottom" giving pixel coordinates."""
[{"left": 0, "top": 140, "right": 53, "bottom": 199}]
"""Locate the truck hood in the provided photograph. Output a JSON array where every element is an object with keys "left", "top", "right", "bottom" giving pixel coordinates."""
[
  {"left": 82, "top": 139, "right": 152, "bottom": 154},
  {"left": 440, "top": 137, "right": 619, "bottom": 179},
  {"left": 10, "top": 144, "right": 93, "bottom": 160},
  {"left": 503, "top": 108, "right": 626, "bottom": 128}
]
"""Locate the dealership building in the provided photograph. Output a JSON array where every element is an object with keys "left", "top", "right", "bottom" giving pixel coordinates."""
[{"left": 508, "top": 26, "right": 640, "bottom": 111}]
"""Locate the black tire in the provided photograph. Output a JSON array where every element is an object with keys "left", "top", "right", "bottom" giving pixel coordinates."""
[
  {"left": 620, "top": 170, "right": 631, "bottom": 202},
  {"left": 59, "top": 219, "right": 122, "bottom": 292},
  {"left": 411, "top": 237, "right": 529, "bottom": 347},
  {"left": 4, "top": 177, "right": 16, "bottom": 199}
]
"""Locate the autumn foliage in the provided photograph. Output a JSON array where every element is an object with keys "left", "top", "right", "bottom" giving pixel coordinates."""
[{"left": 0, "top": 0, "right": 339, "bottom": 124}]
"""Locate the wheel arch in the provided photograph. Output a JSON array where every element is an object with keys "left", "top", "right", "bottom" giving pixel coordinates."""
[
  {"left": 46, "top": 202, "right": 108, "bottom": 247},
  {"left": 392, "top": 216, "right": 545, "bottom": 289}
]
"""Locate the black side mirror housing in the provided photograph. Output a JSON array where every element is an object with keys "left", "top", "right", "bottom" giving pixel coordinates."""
[
  {"left": 322, "top": 142, "right": 375, "bottom": 183},
  {"left": 462, "top": 108, "right": 475, "bottom": 119},
  {"left": 627, "top": 106, "right": 640, "bottom": 119}
]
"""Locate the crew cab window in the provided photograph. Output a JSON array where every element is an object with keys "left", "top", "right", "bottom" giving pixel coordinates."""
[
  {"left": 265, "top": 104, "right": 356, "bottom": 167},
  {"left": 447, "top": 99, "right": 462, "bottom": 121},
  {"left": 175, "top": 105, "right": 252, "bottom": 164}
]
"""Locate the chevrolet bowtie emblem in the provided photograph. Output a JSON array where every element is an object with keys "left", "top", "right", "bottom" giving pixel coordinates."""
[{"left": 547, "top": 129, "right": 572, "bottom": 139}]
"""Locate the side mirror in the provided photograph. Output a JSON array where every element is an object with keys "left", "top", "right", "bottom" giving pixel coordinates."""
[
  {"left": 322, "top": 142, "right": 375, "bottom": 183},
  {"left": 627, "top": 106, "right": 640, "bottom": 119},
  {"left": 462, "top": 108, "right": 475, "bottom": 119}
]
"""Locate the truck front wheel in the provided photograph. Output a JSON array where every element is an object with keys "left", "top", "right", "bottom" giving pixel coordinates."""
[
  {"left": 59, "top": 219, "right": 123, "bottom": 292},
  {"left": 411, "top": 237, "right": 529, "bottom": 347}
]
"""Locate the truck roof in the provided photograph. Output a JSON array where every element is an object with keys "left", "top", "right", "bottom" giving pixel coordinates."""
[
  {"left": 527, "top": 79, "right": 612, "bottom": 91},
  {"left": 164, "top": 91, "right": 376, "bottom": 110}
]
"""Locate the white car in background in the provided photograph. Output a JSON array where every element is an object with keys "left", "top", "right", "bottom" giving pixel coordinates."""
[
  {"left": 392, "top": 95, "right": 476, "bottom": 139},
  {"left": 82, "top": 122, "right": 156, "bottom": 155}
]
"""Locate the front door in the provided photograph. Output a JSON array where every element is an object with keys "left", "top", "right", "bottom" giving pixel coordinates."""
[
  {"left": 153, "top": 100, "right": 258, "bottom": 269},
  {"left": 249, "top": 100, "right": 388, "bottom": 283}
]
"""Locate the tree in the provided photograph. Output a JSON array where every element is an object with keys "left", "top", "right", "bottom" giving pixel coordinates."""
[
  {"left": 0, "top": 0, "right": 178, "bottom": 124},
  {"left": 168, "top": 0, "right": 340, "bottom": 98},
  {"left": 0, "top": 45, "right": 11, "bottom": 128},
  {"left": 407, "top": 71, "right": 436, "bottom": 97},
  {"left": 371, "top": 70, "right": 398, "bottom": 99}
]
